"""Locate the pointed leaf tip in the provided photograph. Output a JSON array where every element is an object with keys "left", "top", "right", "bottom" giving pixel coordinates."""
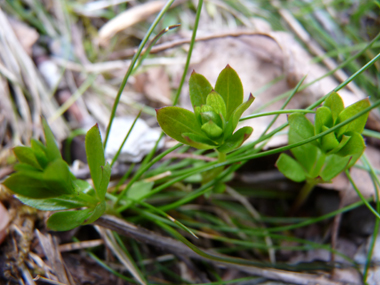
[
  {"left": 189, "top": 72, "right": 213, "bottom": 108},
  {"left": 215, "top": 65, "right": 244, "bottom": 119},
  {"left": 85, "top": 124, "right": 106, "bottom": 198}
]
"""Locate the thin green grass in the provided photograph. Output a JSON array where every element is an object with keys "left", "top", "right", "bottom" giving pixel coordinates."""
[{"left": 103, "top": 0, "right": 176, "bottom": 148}]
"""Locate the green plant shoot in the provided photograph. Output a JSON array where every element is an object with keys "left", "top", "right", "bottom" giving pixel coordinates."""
[
  {"left": 156, "top": 65, "right": 254, "bottom": 154},
  {"left": 2, "top": 118, "right": 111, "bottom": 231},
  {"left": 276, "top": 92, "right": 370, "bottom": 211},
  {"left": 156, "top": 65, "right": 254, "bottom": 191}
]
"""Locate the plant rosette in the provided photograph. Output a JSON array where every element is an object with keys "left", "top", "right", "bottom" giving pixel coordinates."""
[
  {"left": 156, "top": 65, "right": 254, "bottom": 154},
  {"left": 2, "top": 118, "right": 111, "bottom": 231},
  {"left": 276, "top": 91, "right": 370, "bottom": 184}
]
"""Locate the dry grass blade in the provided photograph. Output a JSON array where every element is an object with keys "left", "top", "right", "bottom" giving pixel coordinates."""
[
  {"left": 0, "top": 8, "right": 67, "bottom": 140},
  {"left": 33, "top": 276, "right": 67, "bottom": 285},
  {"left": 95, "top": 226, "right": 147, "bottom": 285},
  {"left": 20, "top": 262, "right": 36, "bottom": 285},
  {"left": 35, "top": 230, "right": 75, "bottom": 285},
  {"left": 58, "top": 239, "right": 104, "bottom": 253},
  {"left": 0, "top": 75, "right": 22, "bottom": 143}
]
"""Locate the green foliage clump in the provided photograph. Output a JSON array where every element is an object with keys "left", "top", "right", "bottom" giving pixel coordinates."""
[
  {"left": 2, "top": 118, "right": 111, "bottom": 231},
  {"left": 156, "top": 65, "right": 254, "bottom": 153},
  {"left": 276, "top": 92, "right": 370, "bottom": 183}
]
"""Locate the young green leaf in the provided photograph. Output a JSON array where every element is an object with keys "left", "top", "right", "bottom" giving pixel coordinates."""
[
  {"left": 43, "top": 159, "right": 75, "bottom": 195},
  {"left": 3, "top": 171, "right": 58, "bottom": 198},
  {"left": 218, "top": 126, "right": 253, "bottom": 153},
  {"left": 200, "top": 110, "right": 223, "bottom": 127},
  {"left": 307, "top": 150, "right": 326, "bottom": 179},
  {"left": 201, "top": 120, "right": 223, "bottom": 139},
  {"left": 42, "top": 117, "right": 61, "bottom": 162},
  {"left": 98, "top": 163, "right": 111, "bottom": 200},
  {"left": 83, "top": 201, "right": 106, "bottom": 225},
  {"left": 328, "top": 134, "right": 351, "bottom": 154},
  {"left": 31, "top": 139, "right": 48, "bottom": 169},
  {"left": 194, "top": 106, "right": 202, "bottom": 125},
  {"left": 13, "top": 163, "right": 41, "bottom": 172},
  {"left": 314, "top": 106, "right": 333, "bottom": 135},
  {"left": 290, "top": 143, "right": 323, "bottom": 176},
  {"left": 215, "top": 65, "right": 244, "bottom": 119},
  {"left": 17, "top": 195, "right": 87, "bottom": 211},
  {"left": 13, "top": 146, "right": 42, "bottom": 170},
  {"left": 47, "top": 208, "right": 93, "bottom": 231},
  {"left": 335, "top": 132, "right": 365, "bottom": 167},
  {"left": 288, "top": 113, "right": 315, "bottom": 144},
  {"left": 189, "top": 71, "right": 213, "bottom": 108},
  {"left": 336, "top": 98, "right": 370, "bottom": 138},
  {"left": 85, "top": 124, "right": 105, "bottom": 197},
  {"left": 320, "top": 126, "right": 340, "bottom": 152},
  {"left": 323, "top": 92, "right": 344, "bottom": 124},
  {"left": 229, "top": 94, "right": 255, "bottom": 132},
  {"left": 320, "top": 154, "right": 351, "bottom": 182},
  {"left": 276, "top": 153, "right": 306, "bottom": 182},
  {"left": 288, "top": 114, "right": 324, "bottom": 174},
  {"left": 182, "top": 133, "right": 216, "bottom": 149},
  {"left": 206, "top": 91, "right": 227, "bottom": 119},
  {"left": 73, "top": 179, "right": 93, "bottom": 195},
  {"left": 156, "top": 106, "right": 205, "bottom": 145}
]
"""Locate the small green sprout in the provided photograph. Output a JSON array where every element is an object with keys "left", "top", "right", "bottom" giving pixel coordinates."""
[
  {"left": 276, "top": 92, "right": 370, "bottom": 211},
  {"left": 2, "top": 118, "right": 111, "bottom": 231},
  {"left": 156, "top": 65, "right": 254, "bottom": 154}
]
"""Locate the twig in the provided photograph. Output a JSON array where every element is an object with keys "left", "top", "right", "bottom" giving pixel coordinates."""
[
  {"left": 58, "top": 239, "right": 104, "bottom": 253},
  {"left": 108, "top": 31, "right": 274, "bottom": 59},
  {"left": 35, "top": 230, "right": 75, "bottom": 285},
  {"left": 95, "top": 215, "right": 347, "bottom": 285}
]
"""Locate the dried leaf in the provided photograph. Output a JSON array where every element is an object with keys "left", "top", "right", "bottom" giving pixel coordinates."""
[{"left": 99, "top": 1, "right": 168, "bottom": 46}]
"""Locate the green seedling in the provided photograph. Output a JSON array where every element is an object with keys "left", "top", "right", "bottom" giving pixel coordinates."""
[
  {"left": 157, "top": 65, "right": 254, "bottom": 153},
  {"left": 276, "top": 92, "right": 370, "bottom": 212},
  {"left": 156, "top": 65, "right": 254, "bottom": 189},
  {"left": 2, "top": 118, "right": 111, "bottom": 231}
]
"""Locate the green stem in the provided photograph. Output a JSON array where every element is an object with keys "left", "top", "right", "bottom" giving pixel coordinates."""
[
  {"left": 76, "top": 190, "right": 99, "bottom": 207},
  {"left": 346, "top": 169, "right": 380, "bottom": 220},
  {"left": 103, "top": 0, "right": 175, "bottom": 149},
  {"left": 201, "top": 150, "right": 226, "bottom": 185},
  {"left": 115, "top": 143, "right": 182, "bottom": 208},
  {"left": 362, "top": 155, "right": 380, "bottom": 282},
  {"left": 218, "top": 151, "right": 226, "bottom": 163},
  {"left": 289, "top": 180, "right": 317, "bottom": 215},
  {"left": 111, "top": 110, "right": 142, "bottom": 167},
  {"left": 239, "top": 109, "right": 314, "bottom": 122},
  {"left": 172, "top": 0, "right": 203, "bottom": 106}
]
